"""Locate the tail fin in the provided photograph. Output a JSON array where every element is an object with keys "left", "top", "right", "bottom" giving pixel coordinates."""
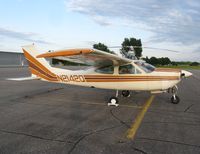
[{"left": 22, "top": 44, "right": 58, "bottom": 81}]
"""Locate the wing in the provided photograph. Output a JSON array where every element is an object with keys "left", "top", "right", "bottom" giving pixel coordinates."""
[{"left": 36, "top": 48, "right": 132, "bottom": 67}]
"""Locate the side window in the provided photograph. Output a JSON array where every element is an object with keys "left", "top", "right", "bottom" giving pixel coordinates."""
[
  {"left": 136, "top": 69, "right": 141, "bottom": 74},
  {"left": 95, "top": 66, "right": 114, "bottom": 74},
  {"left": 119, "top": 64, "right": 136, "bottom": 74}
]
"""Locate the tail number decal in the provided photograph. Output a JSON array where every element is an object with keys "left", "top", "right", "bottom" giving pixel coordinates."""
[{"left": 57, "top": 75, "right": 86, "bottom": 82}]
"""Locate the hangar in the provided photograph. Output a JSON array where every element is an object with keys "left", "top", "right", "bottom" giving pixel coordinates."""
[{"left": 0, "top": 51, "right": 28, "bottom": 67}]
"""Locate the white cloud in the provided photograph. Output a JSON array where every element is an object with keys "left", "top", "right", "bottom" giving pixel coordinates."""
[
  {"left": 0, "top": 27, "right": 52, "bottom": 45},
  {"left": 92, "top": 15, "right": 112, "bottom": 26},
  {"left": 66, "top": 0, "right": 200, "bottom": 46}
]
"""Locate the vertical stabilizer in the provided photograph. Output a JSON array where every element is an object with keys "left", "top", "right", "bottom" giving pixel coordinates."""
[{"left": 22, "top": 44, "right": 57, "bottom": 81}]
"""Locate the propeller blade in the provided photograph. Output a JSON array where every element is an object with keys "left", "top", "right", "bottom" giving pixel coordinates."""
[{"left": 108, "top": 46, "right": 180, "bottom": 53}]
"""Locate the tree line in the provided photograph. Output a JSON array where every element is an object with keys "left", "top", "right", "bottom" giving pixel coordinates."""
[
  {"left": 93, "top": 37, "right": 199, "bottom": 66},
  {"left": 142, "top": 56, "right": 171, "bottom": 66},
  {"left": 52, "top": 37, "right": 199, "bottom": 66}
]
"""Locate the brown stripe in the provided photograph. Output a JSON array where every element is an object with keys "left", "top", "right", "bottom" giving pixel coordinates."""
[
  {"left": 84, "top": 75, "right": 179, "bottom": 78},
  {"left": 23, "top": 49, "right": 56, "bottom": 77},
  {"left": 30, "top": 67, "right": 58, "bottom": 81},
  {"left": 85, "top": 79, "right": 179, "bottom": 82},
  {"left": 27, "top": 60, "right": 57, "bottom": 79},
  {"left": 85, "top": 78, "right": 179, "bottom": 80},
  {"left": 85, "top": 76, "right": 179, "bottom": 80},
  {"left": 84, "top": 75, "right": 179, "bottom": 80}
]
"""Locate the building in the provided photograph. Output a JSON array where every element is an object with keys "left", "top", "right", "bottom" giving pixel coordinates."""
[{"left": 0, "top": 51, "right": 28, "bottom": 67}]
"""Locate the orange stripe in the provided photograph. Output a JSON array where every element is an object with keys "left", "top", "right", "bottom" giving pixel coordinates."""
[
  {"left": 23, "top": 49, "right": 56, "bottom": 77},
  {"left": 28, "top": 62, "right": 57, "bottom": 80},
  {"left": 30, "top": 67, "right": 58, "bottom": 81},
  {"left": 84, "top": 75, "right": 179, "bottom": 80},
  {"left": 30, "top": 67, "right": 52, "bottom": 81},
  {"left": 36, "top": 48, "right": 94, "bottom": 58},
  {"left": 86, "top": 79, "right": 178, "bottom": 82},
  {"left": 85, "top": 76, "right": 179, "bottom": 80},
  {"left": 84, "top": 75, "right": 179, "bottom": 78},
  {"left": 85, "top": 77, "right": 179, "bottom": 80}
]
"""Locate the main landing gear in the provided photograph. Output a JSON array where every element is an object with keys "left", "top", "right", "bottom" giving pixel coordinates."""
[
  {"left": 169, "top": 85, "right": 180, "bottom": 104},
  {"left": 108, "top": 90, "right": 119, "bottom": 107},
  {"left": 122, "top": 90, "right": 130, "bottom": 97},
  {"left": 108, "top": 90, "right": 131, "bottom": 106}
]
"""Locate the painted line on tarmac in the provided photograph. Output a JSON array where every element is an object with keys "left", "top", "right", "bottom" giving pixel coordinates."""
[
  {"left": 126, "top": 95, "right": 155, "bottom": 140},
  {"left": 79, "top": 102, "right": 142, "bottom": 109}
]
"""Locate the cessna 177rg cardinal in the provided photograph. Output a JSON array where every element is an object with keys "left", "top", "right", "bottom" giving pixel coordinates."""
[{"left": 8, "top": 44, "right": 192, "bottom": 106}]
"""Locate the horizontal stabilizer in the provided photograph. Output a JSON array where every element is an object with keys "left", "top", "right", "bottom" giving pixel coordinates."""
[{"left": 6, "top": 76, "right": 40, "bottom": 81}]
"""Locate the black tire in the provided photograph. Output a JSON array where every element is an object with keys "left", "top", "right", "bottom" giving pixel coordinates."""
[
  {"left": 109, "top": 97, "right": 119, "bottom": 104},
  {"left": 171, "top": 95, "right": 180, "bottom": 104},
  {"left": 122, "top": 90, "right": 130, "bottom": 97}
]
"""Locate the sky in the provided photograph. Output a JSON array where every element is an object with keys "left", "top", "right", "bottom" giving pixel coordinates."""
[{"left": 0, "top": 0, "right": 200, "bottom": 62}]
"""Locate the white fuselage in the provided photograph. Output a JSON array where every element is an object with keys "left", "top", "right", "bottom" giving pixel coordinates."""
[{"left": 45, "top": 64, "right": 181, "bottom": 91}]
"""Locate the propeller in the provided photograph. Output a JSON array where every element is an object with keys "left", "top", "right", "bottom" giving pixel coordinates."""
[{"left": 108, "top": 46, "right": 180, "bottom": 53}]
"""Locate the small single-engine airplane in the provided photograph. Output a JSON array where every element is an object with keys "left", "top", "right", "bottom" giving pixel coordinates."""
[{"left": 8, "top": 44, "right": 192, "bottom": 106}]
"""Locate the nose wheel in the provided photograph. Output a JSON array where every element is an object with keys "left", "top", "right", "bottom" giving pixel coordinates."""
[
  {"left": 171, "top": 95, "right": 180, "bottom": 104},
  {"left": 169, "top": 85, "right": 180, "bottom": 104}
]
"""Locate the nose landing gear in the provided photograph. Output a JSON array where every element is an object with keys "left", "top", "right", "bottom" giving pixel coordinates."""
[
  {"left": 169, "top": 85, "right": 180, "bottom": 104},
  {"left": 171, "top": 95, "right": 180, "bottom": 104}
]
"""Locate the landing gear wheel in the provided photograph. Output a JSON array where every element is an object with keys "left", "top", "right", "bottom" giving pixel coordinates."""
[
  {"left": 122, "top": 90, "right": 130, "bottom": 97},
  {"left": 108, "top": 97, "right": 119, "bottom": 107},
  {"left": 171, "top": 95, "right": 180, "bottom": 104}
]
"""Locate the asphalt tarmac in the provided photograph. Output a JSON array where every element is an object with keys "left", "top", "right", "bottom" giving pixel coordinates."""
[{"left": 0, "top": 67, "right": 200, "bottom": 154}]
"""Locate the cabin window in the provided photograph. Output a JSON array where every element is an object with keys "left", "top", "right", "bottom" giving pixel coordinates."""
[
  {"left": 119, "top": 64, "right": 136, "bottom": 74},
  {"left": 136, "top": 69, "right": 142, "bottom": 74},
  {"left": 95, "top": 66, "right": 114, "bottom": 74}
]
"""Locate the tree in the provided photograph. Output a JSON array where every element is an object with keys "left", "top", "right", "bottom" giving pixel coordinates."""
[
  {"left": 144, "top": 57, "right": 171, "bottom": 66},
  {"left": 93, "top": 43, "right": 115, "bottom": 54},
  {"left": 190, "top": 62, "right": 199, "bottom": 66},
  {"left": 121, "top": 37, "right": 142, "bottom": 58},
  {"left": 149, "top": 57, "right": 159, "bottom": 65}
]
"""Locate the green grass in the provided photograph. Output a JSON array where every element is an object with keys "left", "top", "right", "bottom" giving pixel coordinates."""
[{"left": 157, "top": 65, "right": 200, "bottom": 70}]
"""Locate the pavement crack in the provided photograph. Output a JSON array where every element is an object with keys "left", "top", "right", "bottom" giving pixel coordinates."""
[
  {"left": 184, "top": 104, "right": 194, "bottom": 112},
  {"left": 67, "top": 124, "right": 122, "bottom": 154},
  {"left": 131, "top": 146, "right": 147, "bottom": 154},
  {"left": 23, "top": 87, "right": 64, "bottom": 99},
  {"left": 138, "top": 137, "right": 200, "bottom": 148},
  {"left": 0, "top": 129, "right": 66, "bottom": 143},
  {"left": 110, "top": 108, "right": 130, "bottom": 128}
]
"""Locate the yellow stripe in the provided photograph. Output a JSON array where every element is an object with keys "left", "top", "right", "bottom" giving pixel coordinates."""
[{"left": 126, "top": 95, "right": 155, "bottom": 140}]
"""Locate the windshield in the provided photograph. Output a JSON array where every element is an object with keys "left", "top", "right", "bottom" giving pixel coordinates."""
[{"left": 135, "top": 61, "right": 155, "bottom": 73}]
